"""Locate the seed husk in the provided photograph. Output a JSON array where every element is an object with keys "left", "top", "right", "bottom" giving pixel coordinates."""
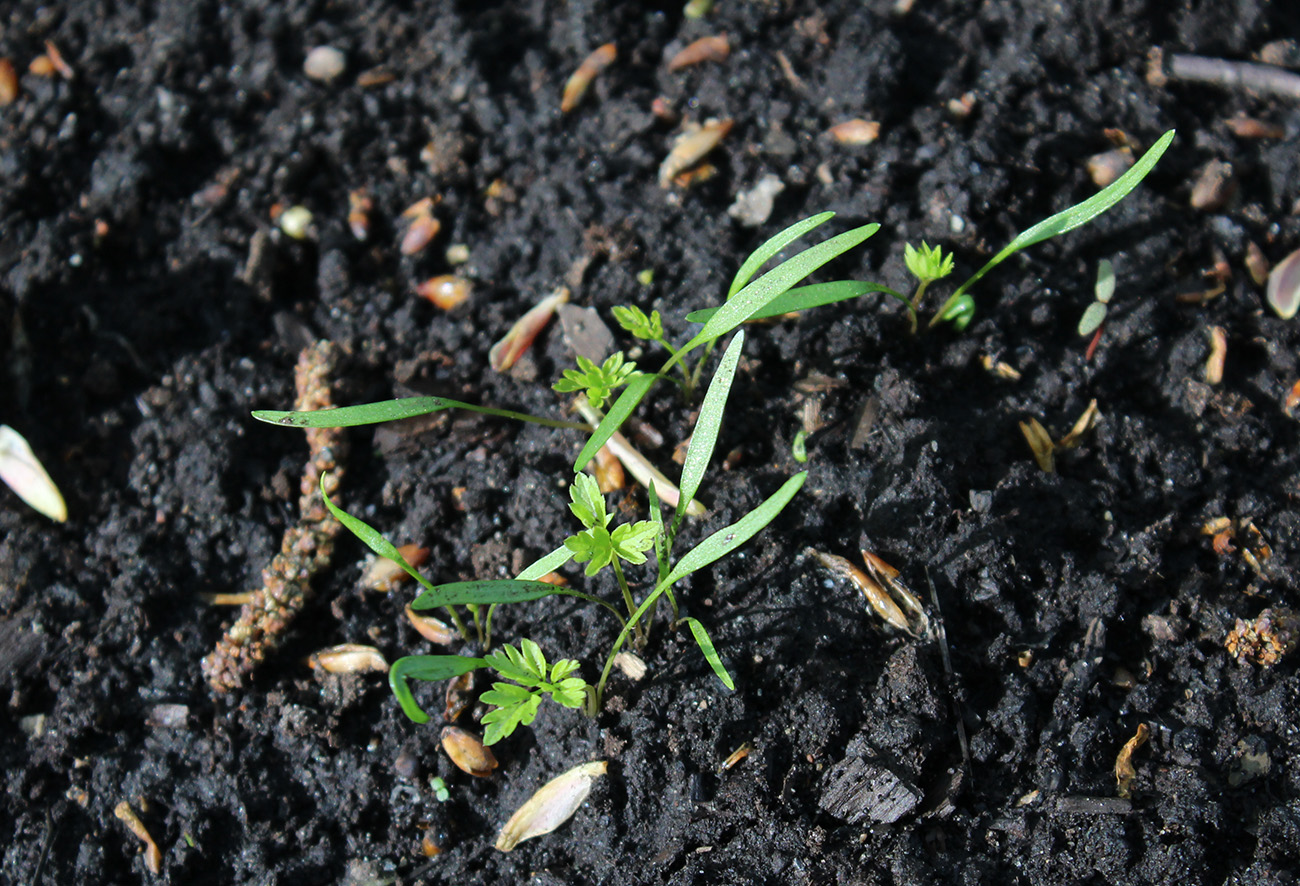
[
  {"left": 405, "top": 606, "right": 459, "bottom": 645},
  {"left": 562, "top": 43, "right": 617, "bottom": 113},
  {"left": 442, "top": 726, "right": 498, "bottom": 777},
  {"left": 1266, "top": 247, "right": 1300, "bottom": 319},
  {"left": 495, "top": 761, "right": 608, "bottom": 851},
  {"left": 309, "top": 644, "right": 389, "bottom": 674},
  {"left": 668, "top": 35, "right": 730, "bottom": 71},
  {"left": 415, "top": 275, "right": 472, "bottom": 311}
]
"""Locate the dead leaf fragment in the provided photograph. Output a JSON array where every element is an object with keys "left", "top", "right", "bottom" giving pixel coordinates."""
[
  {"left": 442, "top": 726, "right": 498, "bottom": 777},
  {"left": 1114, "top": 723, "right": 1149, "bottom": 799},
  {"left": 562, "top": 43, "right": 616, "bottom": 113},
  {"left": 114, "top": 801, "right": 163, "bottom": 874},
  {"left": 495, "top": 761, "right": 608, "bottom": 851},
  {"left": 1019, "top": 418, "right": 1055, "bottom": 473}
]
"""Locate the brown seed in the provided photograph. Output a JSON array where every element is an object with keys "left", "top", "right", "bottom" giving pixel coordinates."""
[
  {"left": 1189, "top": 159, "right": 1235, "bottom": 212},
  {"left": 659, "top": 118, "right": 733, "bottom": 187},
  {"left": 347, "top": 189, "right": 372, "bottom": 240},
  {"left": 826, "top": 119, "right": 880, "bottom": 145},
  {"left": 1224, "top": 114, "right": 1284, "bottom": 139},
  {"left": 415, "top": 275, "right": 472, "bottom": 311},
  {"left": 444, "top": 672, "right": 475, "bottom": 722},
  {"left": 488, "top": 287, "right": 570, "bottom": 372},
  {"left": 0, "top": 59, "right": 18, "bottom": 106},
  {"left": 405, "top": 606, "right": 459, "bottom": 645},
  {"left": 668, "top": 35, "right": 730, "bottom": 71},
  {"left": 400, "top": 197, "right": 440, "bottom": 255},
  {"left": 562, "top": 43, "right": 617, "bottom": 113},
  {"left": 441, "top": 726, "right": 498, "bottom": 777},
  {"left": 1086, "top": 148, "right": 1134, "bottom": 188}
]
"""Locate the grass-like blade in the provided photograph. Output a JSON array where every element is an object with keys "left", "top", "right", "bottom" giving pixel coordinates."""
[
  {"left": 254, "top": 396, "right": 589, "bottom": 431},
  {"left": 389, "top": 654, "right": 485, "bottom": 723},
  {"left": 680, "top": 617, "right": 734, "bottom": 690},
  {"left": 320, "top": 474, "right": 437, "bottom": 594},
  {"left": 664, "top": 472, "right": 807, "bottom": 588},
  {"left": 727, "top": 212, "right": 835, "bottom": 298},
  {"left": 680, "top": 224, "right": 880, "bottom": 357},
  {"left": 685, "top": 280, "right": 906, "bottom": 324},
  {"left": 675, "top": 331, "right": 744, "bottom": 531},
  {"left": 516, "top": 545, "right": 575, "bottom": 581},
  {"left": 937, "top": 129, "right": 1175, "bottom": 318},
  {"left": 411, "top": 579, "right": 570, "bottom": 610},
  {"left": 573, "top": 371, "right": 656, "bottom": 472}
]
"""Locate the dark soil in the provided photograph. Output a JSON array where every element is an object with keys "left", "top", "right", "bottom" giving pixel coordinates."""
[{"left": 4, "top": 1, "right": 1300, "bottom": 883}]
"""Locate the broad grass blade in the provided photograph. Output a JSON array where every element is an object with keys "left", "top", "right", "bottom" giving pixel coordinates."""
[{"left": 389, "top": 655, "right": 485, "bottom": 723}]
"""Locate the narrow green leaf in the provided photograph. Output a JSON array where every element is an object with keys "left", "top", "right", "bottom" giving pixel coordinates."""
[
  {"left": 573, "top": 371, "right": 656, "bottom": 472},
  {"left": 388, "top": 655, "right": 485, "bottom": 723},
  {"left": 320, "top": 474, "right": 437, "bottom": 595},
  {"left": 254, "top": 395, "right": 589, "bottom": 431},
  {"left": 685, "top": 280, "right": 906, "bottom": 324},
  {"left": 681, "top": 617, "right": 735, "bottom": 690},
  {"left": 516, "top": 545, "right": 574, "bottom": 581},
  {"left": 675, "top": 331, "right": 744, "bottom": 530},
  {"left": 664, "top": 472, "right": 807, "bottom": 587},
  {"left": 411, "top": 579, "right": 565, "bottom": 610},
  {"left": 940, "top": 130, "right": 1175, "bottom": 312},
  {"left": 684, "top": 223, "right": 881, "bottom": 354},
  {"left": 727, "top": 212, "right": 836, "bottom": 298}
]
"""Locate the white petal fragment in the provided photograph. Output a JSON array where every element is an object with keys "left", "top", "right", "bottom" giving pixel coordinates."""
[
  {"left": 495, "top": 761, "right": 607, "bottom": 852},
  {"left": 0, "top": 425, "right": 67, "bottom": 522}
]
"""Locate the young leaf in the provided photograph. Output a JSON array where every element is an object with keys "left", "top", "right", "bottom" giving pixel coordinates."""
[
  {"left": 934, "top": 129, "right": 1174, "bottom": 324},
  {"left": 389, "top": 655, "right": 486, "bottom": 723},
  {"left": 664, "top": 472, "right": 807, "bottom": 587},
  {"left": 680, "top": 616, "right": 735, "bottom": 690},
  {"left": 255, "top": 395, "right": 588, "bottom": 431},
  {"left": 574, "top": 371, "right": 656, "bottom": 472},
  {"left": 568, "top": 471, "right": 610, "bottom": 529},
  {"left": 727, "top": 211, "right": 836, "bottom": 298},
  {"left": 685, "top": 280, "right": 906, "bottom": 324},
  {"left": 675, "top": 331, "right": 744, "bottom": 530}
]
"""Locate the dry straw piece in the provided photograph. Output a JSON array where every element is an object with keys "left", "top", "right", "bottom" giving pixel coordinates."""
[{"left": 495, "top": 761, "right": 608, "bottom": 852}]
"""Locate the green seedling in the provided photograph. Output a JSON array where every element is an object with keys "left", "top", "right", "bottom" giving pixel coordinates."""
[{"left": 480, "top": 639, "right": 589, "bottom": 744}]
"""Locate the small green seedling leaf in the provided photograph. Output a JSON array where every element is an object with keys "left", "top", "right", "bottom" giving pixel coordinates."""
[
  {"left": 1077, "top": 301, "right": 1108, "bottom": 337},
  {"left": 1095, "top": 259, "right": 1116, "bottom": 304},
  {"left": 389, "top": 655, "right": 486, "bottom": 723},
  {"left": 934, "top": 129, "right": 1175, "bottom": 325},
  {"left": 903, "top": 241, "right": 955, "bottom": 283},
  {"left": 680, "top": 617, "right": 735, "bottom": 690},
  {"left": 675, "top": 331, "right": 745, "bottom": 530},
  {"left": 612, "top": 305, "right": 664, "bottom": 342},
  {"left": 554, "top": 353, "right": 641, "bottom": 410}
]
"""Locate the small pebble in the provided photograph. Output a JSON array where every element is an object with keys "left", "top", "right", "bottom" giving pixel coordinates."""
[{"left": 304, "top": 46, "right": 347, "bottom": 82}]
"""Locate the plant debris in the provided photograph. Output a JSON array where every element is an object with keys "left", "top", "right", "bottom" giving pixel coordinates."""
[
  {"left": 203, "top": 342, "right": 347, "bottom": 691},
  {"left": 495, "top": 761, "right": 608, "bottom": 852}
]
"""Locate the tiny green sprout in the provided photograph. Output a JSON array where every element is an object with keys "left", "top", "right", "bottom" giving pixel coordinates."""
[
  {"left": 430, "top": 776, "right": 450, "bottom": 802},
  {"left": 553, "top": 352, "right": 641, "bottom": 410},
  {"left": 791, "top": 429, "right": 809, "bottom": 463},
  {"left": 480, "top": 639, "right": 589, "bottom": 745}
]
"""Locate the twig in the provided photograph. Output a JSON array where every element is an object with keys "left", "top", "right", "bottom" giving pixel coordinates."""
[
  {"left": 202, "top": 341, "right": 348, "bottom": 691},
  {"left": 1152, "top": 48, "right": 1300, "bottom": 100}
]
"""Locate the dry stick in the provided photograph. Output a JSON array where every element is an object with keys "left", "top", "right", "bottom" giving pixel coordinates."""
[
  {"left": 203, "top": 341, "right": 348, "bottom": 691},
  {"left": 1162, "top": 51, "right": 1300, "bottom": 100}
]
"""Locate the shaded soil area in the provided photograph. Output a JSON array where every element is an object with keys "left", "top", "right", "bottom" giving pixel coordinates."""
[{"left": 4, "top": 0, "right": 1300, "bottom": 882}]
